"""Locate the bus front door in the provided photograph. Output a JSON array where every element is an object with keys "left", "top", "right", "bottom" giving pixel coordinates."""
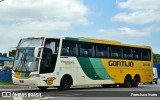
[{"left": 39, "top": 39, "right": 60, "bottom": 86}]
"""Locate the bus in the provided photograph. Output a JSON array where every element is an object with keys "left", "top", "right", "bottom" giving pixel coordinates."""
[{"left": 11, "top": 36, "right": 153, "bottom": 90}]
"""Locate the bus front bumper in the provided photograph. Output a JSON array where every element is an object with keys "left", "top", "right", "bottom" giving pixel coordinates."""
[{"left": 12, "top": 76, "right": 39, "bottom": 86}]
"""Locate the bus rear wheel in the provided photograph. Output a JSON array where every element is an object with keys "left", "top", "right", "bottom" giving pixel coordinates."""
[
  {"left": 131, "top": 75, "right": 140, "bottom": 87},
  {"left": 123, "top": 75, "right": 132, "bottom": 87},
  {"left": 58, "top": 75, "right": 72, "bottom": 90}
]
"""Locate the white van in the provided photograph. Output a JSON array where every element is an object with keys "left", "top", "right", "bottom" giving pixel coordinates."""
[{"left": 151, "top": 67, "right": 158, "bottom": 84}]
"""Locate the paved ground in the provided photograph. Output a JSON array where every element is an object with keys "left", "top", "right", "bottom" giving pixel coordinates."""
[{"left": 0, "top": 79, "right": 159, "bottom": 100}]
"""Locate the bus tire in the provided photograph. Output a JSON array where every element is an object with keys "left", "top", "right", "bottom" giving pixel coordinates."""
[
  {"left": 37, "top": 86, "right": 48, "bottom": 90},
  {"left": 124, "top": 75, "right": 132, "bottom": 87},
  {"left": 155, "top": 80, "right": 158, "bottom": 84},
  {"left": 131, "top": 75, "right": 140, "bottom": 87},
  {"left": 58, "top": 75, "right": 72, "bottom": 90}
]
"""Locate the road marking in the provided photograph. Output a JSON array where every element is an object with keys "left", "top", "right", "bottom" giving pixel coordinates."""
[
  {"left": 32, "top": 97, "right": 58, "bottom": 100},
  {"left": 13, "top": 97, "right": 23, "bottom": 100}
]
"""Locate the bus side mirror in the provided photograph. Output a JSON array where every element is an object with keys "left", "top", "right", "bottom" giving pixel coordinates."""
[
  {"left": 34, "top": 46, "right": 43, "bottom": 58},
  {"left": 7, "top": 47, "right": 17, "bottom": 59}
]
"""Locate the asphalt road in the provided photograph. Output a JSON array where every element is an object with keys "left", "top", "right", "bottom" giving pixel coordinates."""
[{"left": 0, "top": 79, "right": 160, "bottom": 100}]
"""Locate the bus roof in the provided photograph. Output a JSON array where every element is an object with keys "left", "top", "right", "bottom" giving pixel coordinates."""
[
  {"left": 65, "top": 37, "right": 151, "bottom": 49},
  {"left": 21, "top": 36, "right": 151, "bottom": 49},
  {"left": 21, "top": 35, "right": 65, "bottom": 40}
]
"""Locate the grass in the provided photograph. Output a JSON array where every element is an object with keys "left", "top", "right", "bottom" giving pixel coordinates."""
[{"left": 0, "top": 81, "right": 14, "bottom": 85}]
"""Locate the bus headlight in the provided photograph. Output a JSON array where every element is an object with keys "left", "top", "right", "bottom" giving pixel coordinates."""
[{"left": 29, "top": 74, "right": 39, "bottom": 78}]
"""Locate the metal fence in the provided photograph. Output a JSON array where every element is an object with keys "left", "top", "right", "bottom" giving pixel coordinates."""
[
  {"left": 0, "top": 71, "right": 12, "bottom": 82},
  {"left": 153, "top": 64, "right": 160, "bottom": 78}
]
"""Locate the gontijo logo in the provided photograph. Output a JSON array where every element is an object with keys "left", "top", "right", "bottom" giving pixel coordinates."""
[{"left": 108, "top": 60, "right": 134, "bottom": 67}]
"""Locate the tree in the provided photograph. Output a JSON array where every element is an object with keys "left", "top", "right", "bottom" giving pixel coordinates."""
[
  {"left": 0, "top": 52, "right": 2, "bottom": 56},
  {"left": 153, "top": 53, "right": 160, "bottom": 64},
  {"left": 9, "top": 50, "right": 16, "bottom": 58},
  {"left": 3, "top": 53, "right": 7, "bottom": 57}
]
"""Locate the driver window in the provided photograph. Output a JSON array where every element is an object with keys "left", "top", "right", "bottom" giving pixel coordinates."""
[
  {"left": 40, "top": 39, "right": 60, "bottom": 74},
  {"left": 45, "top": 40, "right": 59, "bottom": 54}
]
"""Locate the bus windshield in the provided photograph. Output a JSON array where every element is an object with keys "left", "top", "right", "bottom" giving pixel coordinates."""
[{"left": 13, "top": 38, "right": 43, "bottom": 72}]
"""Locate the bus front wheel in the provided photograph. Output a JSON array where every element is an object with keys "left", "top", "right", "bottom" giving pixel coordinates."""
[{"left": 58, "top": 75, "right": 72, "bottom": 90}]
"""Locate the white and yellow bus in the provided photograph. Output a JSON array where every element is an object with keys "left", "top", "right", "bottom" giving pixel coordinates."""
[{"left": 11, "top": 36, "right": 153, "bottom": 90}]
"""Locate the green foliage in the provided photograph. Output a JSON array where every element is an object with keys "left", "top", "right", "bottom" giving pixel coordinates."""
[
  {"left": 0, "top": 53, "right": 2, "bottom": 56},
  {"left": 0, "top": 52, "right": 7, "bottom": 57},
  {"left": 0, "top": 50, "right": 16, "bottom": 58},
  {"left": 0, "top": 81, "right": 14, "bottom": 85},
  {"left": 9, "top": 50, "right": 16, "bottom": 58},
  {"left": 2, "top": 53, "right": 7, "bottom": 57},
  {"left": 153, "top": 53, "right": 160, "bottom": 64},
  {"left": 0, "top": 50, "right": 16, "bottom": 57}
]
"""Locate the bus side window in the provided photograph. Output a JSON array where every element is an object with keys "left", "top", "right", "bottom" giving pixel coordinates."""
[
  {"left": 123, "top": 48, "right": 133, "bottom": 59},
  {"left": 111, "top": 46, "right": 121, "bottom": 59},
  {"left": 61, "top": 47, "right": 69, "bottom": 55},
  {"left": 133, "top": 49, "right": 141, "bottom": 60},
  {"left": 61, "top": 40, "right": 77, "bottom": 56},
  {"left": 88, "top": 49, "right": 93, "bottom": 56},
  {"left": 79, "top": 43, "right": 94, "bottom": 57},
  {"left": 96, "top": 45, "right": 109, "bottom": 58},
  {"left": 41, "top": 48, "right": 52, "bottom": 68},
  {"left": 142, "top": 49, "right": 150, "bottom": 61},
  {"left": 80, "top": 48, "right": 88, "bottom": 56}
]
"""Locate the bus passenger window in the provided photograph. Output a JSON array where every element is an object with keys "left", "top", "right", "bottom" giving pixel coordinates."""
[
  {"left": 96, "top": 45, "right": 108, "bottom": 58},
  {"left": 81, "top": 49, "right": 88, "bottom": 56},
  {"left": 61, "top": 47, "right": 69, "bottom": 55},
  {"left": 142, "top": 49, "right": 150, "bottom": 60},
  {"left": 133, "top": 49, "right": 141, "bottom": 60},
  {"left": 79, "top": 43, "right": 94, "bottom": 57},
  {"left": 61, "top": 40, "right": 77, "bottom": 56},
  {"left": 123, "top": 48, "right": 133, "bottom": 59},
  {"left": 97, "top": 52, "right": 104, "bottom": 57},
  {"left": 112, "top": 53, "right": 119, "bottom": 58},
  {"left": 134, "top": 55, "right": 139, "bottom": 59},
  {"left": 111, "top": 46, "right": 121, "bottom": 59}
]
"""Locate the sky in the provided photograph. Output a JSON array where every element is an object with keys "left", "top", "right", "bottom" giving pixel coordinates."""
[{"left": 0, "top": 0, "right": 160, "bottom": 53}]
